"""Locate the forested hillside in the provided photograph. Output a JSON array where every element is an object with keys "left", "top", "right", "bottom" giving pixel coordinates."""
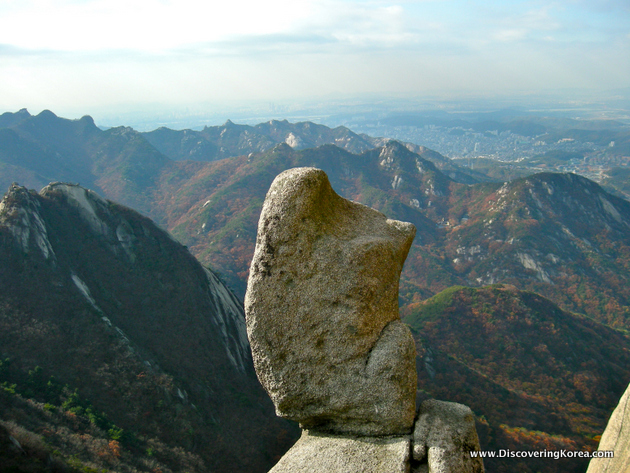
[{"left": 1, "top": 109, "right": 629, "bottom": 473}]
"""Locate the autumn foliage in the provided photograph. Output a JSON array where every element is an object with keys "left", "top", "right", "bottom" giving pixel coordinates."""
[{"left": 403, "top": 284, "right": 630, "bottom": 473}]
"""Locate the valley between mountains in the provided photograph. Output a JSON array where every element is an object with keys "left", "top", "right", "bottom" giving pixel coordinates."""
[{"left": 1, "top": 109, "right": 629, "bottom": 473}]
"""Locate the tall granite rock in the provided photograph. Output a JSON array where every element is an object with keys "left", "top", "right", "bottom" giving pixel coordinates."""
[
  {"left": 587, "top": 381, "right": 630, "bottom": 473},
  {"left": 245, "top": 167, "right": 417, "bottom": 436},
  {"left": 245, "top": 167, "right": 483, "bottom": 472}
]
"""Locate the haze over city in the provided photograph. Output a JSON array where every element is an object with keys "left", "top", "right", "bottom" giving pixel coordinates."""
[{"left": 0, "top": 0, "right": 628, "bottom": 128}]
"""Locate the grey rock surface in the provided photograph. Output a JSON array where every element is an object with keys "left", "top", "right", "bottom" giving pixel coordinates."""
[
  {"left": 412, "top": 399, "right": 484, "bottom": 473},
  {"left": 587, "top": 382, "right": 630, "bottom": 473},
  {"left": 269, "top": 430, "right": 411, "bottom": 473},
  {"left": 245, "top": 167, "right": 417, "bottom": 436}
]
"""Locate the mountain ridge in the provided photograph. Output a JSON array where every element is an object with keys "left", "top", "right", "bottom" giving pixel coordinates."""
[
  {"left": 2, "top": 109, "right": 630, "bottom": 327},
  {"left": 0, "top": 182, "right": 297, "bottom": 472}
]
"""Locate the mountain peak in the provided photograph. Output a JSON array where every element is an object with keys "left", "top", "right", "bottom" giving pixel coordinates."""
[
  {"left": 36, "top": 109, "right": 57, "bottom": 120},
  {"left": 79, "top": 115, "right": 95, "bottom": 126},
  {"left": 0, "top": 108, "right": 32, "bottom": 128},
  {"left": 272, "top": 141, "right": 294, "bottom": 153},
  {"left": 40, "top": 182, "right": 111, "bottom": 237},
  {"left": 0, "top": 183, "right": 55, "bottom": 260},
  {"left": 374, "top": 139, "right": 441, "bottom": 176},
  {"left": 501, "top": 172, "right": 630, "bottom": 230},
  {"left": 382, "top": 139, "right": 407, "bottom": 151}
]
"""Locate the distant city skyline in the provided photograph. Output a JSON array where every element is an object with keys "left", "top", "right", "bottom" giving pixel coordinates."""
[{"left": 0, "top": 0, "right": 628, "bottom": 125}]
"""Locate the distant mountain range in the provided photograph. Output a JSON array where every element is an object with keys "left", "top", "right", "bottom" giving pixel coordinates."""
[
  {"left": 0, "top": 109, "right": 488, "bottom": 200},
  {"left": 153, "top": 139, "right": 630, "bottom": 331},
  {"left": 143, "top": 118, "right": 375, "bottom": 160},
  {"left": 1, "top": 109, "right": 629, "bottom": 473}
]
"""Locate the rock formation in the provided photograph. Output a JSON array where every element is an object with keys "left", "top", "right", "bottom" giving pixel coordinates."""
[
  {"left": 270, "top": 431, "right": 412, "bottom": 473},
  {"left": 245, "top": 167, "right": 417, "bottom": 436},
  {"left": 269, "top": 398, "right": 485, "bottom": 473},
  {"left": 245, "top": 167, "right": 483, "bottom": 472},
  {"left": 587, "top": 381, "right": 630, "bottom": 473},
  {"left": 412, "top": 399, "right": 484, "bottom": 473}
]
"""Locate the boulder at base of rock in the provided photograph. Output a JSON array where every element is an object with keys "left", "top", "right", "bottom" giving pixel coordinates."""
[
  {"left": 245, "top": 167, "right": 417, "bottom": 436},
  {"left": 587, "top": 382, "right": 630, "bottom": 473},
  {"left": 412, "top": 399, "right": 484, "bottom": 473},
  {"left": 269, "top": 430, "right": 410, "bottom": 473}
]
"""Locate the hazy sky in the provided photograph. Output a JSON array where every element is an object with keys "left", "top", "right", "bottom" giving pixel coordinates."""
[{"left": 0, "top": 0, "right": 628, "bottom": 118}]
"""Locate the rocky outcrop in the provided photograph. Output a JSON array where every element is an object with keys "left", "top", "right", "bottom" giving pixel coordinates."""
[
  {"left": 412, "top": 400, "right": 484, "bottom": 473},
  {"left": 245, "top": 167, "right": 417, "bottom": 436},
  {"left": 270, "top": 431, "right": 411, "bottom": 473},
  {"left": 587, "top": 382, "right": 630, "bottom": 473},
  {"left": 269, "top": 399, "right": 485, "bottom": 473},
  {"left": 245, "top": 168, "right": 483, "bottom": 472}
]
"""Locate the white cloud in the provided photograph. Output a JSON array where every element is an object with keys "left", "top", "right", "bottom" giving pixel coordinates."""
[
  {"left": 0, "top": 0, "right": 627, "bottom": 114},
  {"left": 0, "top": 0, "right": 450, "bottom": 55},
  {"left": 0, "top": 0, "right": 312, "bottom": 51},
  {"left": 494, "top": 28, "right": 528, "bottom": 42},
  {"left": 484, "top": 4, "right": 562, "bottom": 44}
]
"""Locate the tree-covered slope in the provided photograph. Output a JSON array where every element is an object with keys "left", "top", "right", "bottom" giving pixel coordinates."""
[
  {"left": 404, "top": 284, "right": 630, "bottom": 473},
  {"left": 0, "top": 183, "right": 297, "bottom": 472}
]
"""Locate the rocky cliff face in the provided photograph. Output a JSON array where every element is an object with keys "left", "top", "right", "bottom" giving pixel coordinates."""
[{"left": 0, "top": 182, "right": 297, "bottom": 472}]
